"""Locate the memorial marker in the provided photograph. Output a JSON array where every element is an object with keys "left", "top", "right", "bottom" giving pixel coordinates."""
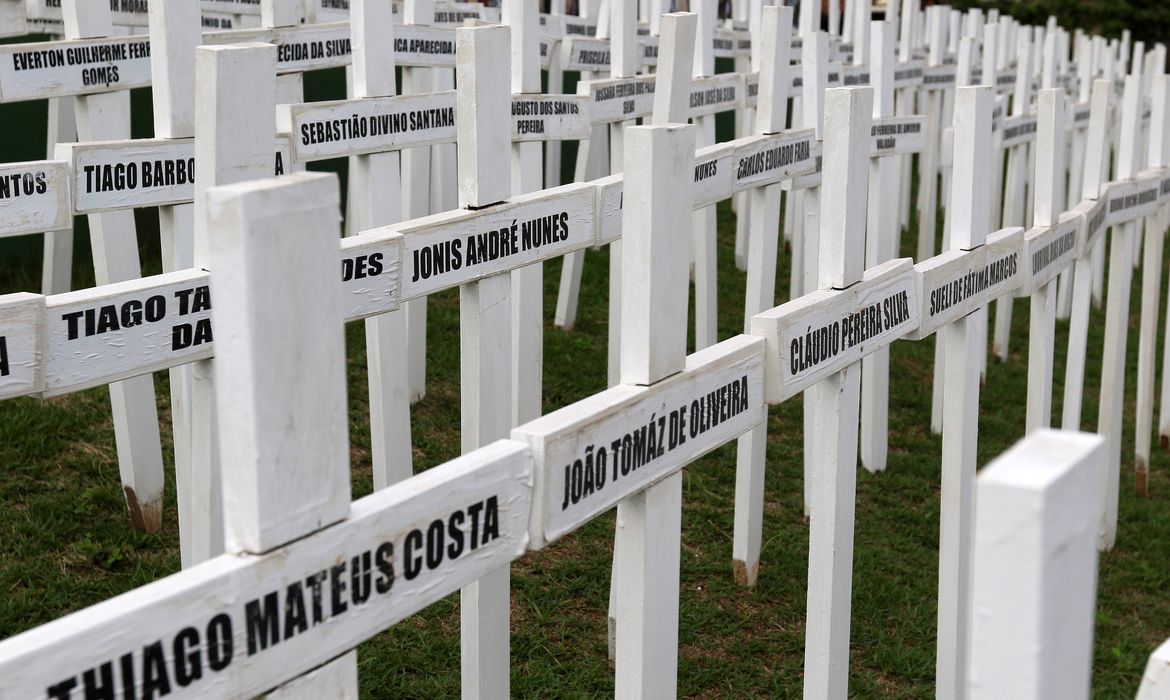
[{"left": 968, "top": 430, "right": 1103, "bottom": 700}]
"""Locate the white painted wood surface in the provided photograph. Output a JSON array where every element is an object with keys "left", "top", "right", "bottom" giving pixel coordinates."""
[
  {"left": 935, "top": 84, "right": 994, "bottom": 700},
  {"left": 1097, "top": 72, "right": 1144, "bottom": 551},
  {"left": 1134, "top": 73, "right": 1169, "bottom": 494},
  {"left": 969, "top": 430, "right": 1103, "bottom": 700},
  {"left": 455, "top": 24, "right": 514, "bottom": 700},
  {"left": 64, "top": 0, "right": 165, "bottom": 535},
  {"left": 1062, "top": 79, "right": 1112, "bottom": 432},
  {"left": 187, "top": 41, "right": 278, "bottom": 566},
  {"left": 1137, "top": 639, "right": 1170, "bottom": 700},
  {"left": 800, "top": 85, "right": 873, "bottom": 700},
  {"left": 733, "top": 2, "right": 789, "bottom": 588},
  {"left": 1023, "top": 89, "right": 1068, "bottom": 435}
]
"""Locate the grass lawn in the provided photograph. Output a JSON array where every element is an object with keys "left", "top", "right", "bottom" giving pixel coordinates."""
[{"left": 0, "top": 67, "right": 1168, "bottom": 698}]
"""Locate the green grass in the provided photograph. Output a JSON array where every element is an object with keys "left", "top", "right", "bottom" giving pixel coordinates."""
[{"left": 1, "top": 66, "right": 1169, "bottom": 698}]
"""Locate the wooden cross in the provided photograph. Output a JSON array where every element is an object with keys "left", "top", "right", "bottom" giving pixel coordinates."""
[
  {"left": 860, "top": 18, "right": 917, "bottom": 474},
  {"left": 1096, "top": 57, "right": 1149, "bottom": 550},
  {"left": 915, "top": 5, "right": 951, "bottom": 262},
  {"left": 991, "top": 25, "right": 1037, "bottom": 363},
  {"left": 734, "top": 3, "right": 793, "bottom": 585},
  {"left": 968, "top": 430, "right": 1103, "bottom": 700},
  {"left": 690, "top": 0, "right": 719, "bottom": 352},
  {"left": 55, "top": 0, "right": 166, "bottom": 533},
  {"left": 1060, "top": 78, "right": 1112, "bottom": 433},
  {"left": 0, "top": 172, "right": 535, "bottom": 699},
  {"left": 1134, "top": 65, "right": 1169, "bottom": 496},
  {"left": 931, "top": 83, "right": 998, "bottom": 700},
  {"left": 508, "top": 0, "right": 548, "bottom": 426},
  {"left": 515, "top": 118, "right": 770, "bottom": 696},
  {"left": 1020, "top": 84, "right": 1075, "bottom": 435},
  {"left": 752, "top": 84, "right": 920, "bottom": 698}
]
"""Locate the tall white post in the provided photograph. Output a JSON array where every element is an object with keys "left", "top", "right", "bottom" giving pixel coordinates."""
[
  {"left": 1062, "top": 79, "right": 1112, "bottom": 432},
  {"left": 62, "top": 0, "right": 165, "bottom": 533},
  {"left": 456, "top": 25, "right": 514, "bottom": 700},
  {"left": 148, "top": 0, "right": 201, "bottom": 562},
  {"left": 613, "top": 121, "right": 694, "bottom": 700},
  {"left": 404, "top": 0, "right": 435, "bottom": 406},
  {"left": 1024, "top": 88, "right": 1066, "bottom": 434},
  {"left": 608, "top": 7, "right": 698, "bottom": 656},
  {"left": 350, "top": 0, "right": 412, "bottom": 492},
  {"left": 1097, "top": 69, "right": 1144, "bottom": 550},
  {"left": 735, "top": 3, "right": 791, "bottom": 586},
  {"left": 190, "top": 42, "right": 278, "bottom": 564},
  {"left": 992, "top": 27, "right": 1033, "bottom": 362},
  {"left": 207, "top": 171, "right": 355, "bottom": 698},
  {"left": 968, "top": 430, "right": 1103, "bottom": 700},
  {"left": 800, "top": 30, "right": 828, "bottom": 517},
  {"left": 691, "top": 0, "right": 719, "bottom": 351},
  {"left": 936, "top": 85, "right": 994, "bottom": 700},
  {"left": 1134, "top": 72, "right": 1169, "bottom": 495},
  {"left": 860, "top": 20, "right": 896, "bottom": 473},
  {"left": 507, "top": 0, "right": 546, "bottom": 427},
  {"left": 803, "top": 85, "right": 873, "bottom": 700}
]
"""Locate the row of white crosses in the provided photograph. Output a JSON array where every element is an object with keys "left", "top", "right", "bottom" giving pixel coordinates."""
[
  {"left": 2, "top": 13, "right": 1170, "bottom": 700},
  {"left": 0, "top": 0, "right": 598, "bottom": 537},
  {"left": 0, "top": 6, "right": 797, "bottom": 694}
]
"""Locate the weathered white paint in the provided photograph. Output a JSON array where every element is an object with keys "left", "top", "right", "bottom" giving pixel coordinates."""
[
  {"left": 281, "top": 91, "right": 458, "bottom": 162},
  {"left": 515, "top": 334, "right": 764, "bottom": 547},
  {"left": 64, "top": 0, "right": 165, "bottom": 535},
  {"left": 510, "top": 94, "right": 591, "bottom": 141},
  {"left": 0, "top": 435, "right": 533, "bottom": 699},
  {"left": 0, "top": 293, "right": 42, "bottom": 399},
  {"left": 453, "top": 23, "right": 515, "bottom": 700},
  {"left": 969, "top": 430, "right": 1103, "bottom": 700},
  {"left": 753, "top": 258, "right": 918, "bottom": 404},
  {"left": 0, "top": 160, "right": 72, "bottom": 238},
  {"left": 208, "top": 173, "right": 351, "bottom": 555},
  {"left": 1062, "top": 79, "right": 1112, "bottom": 432},
  {"left": 1137, "top": 639, "right": 1170, "bottom": 700},
  {"left": 799, "top": 86, "right": 872, "bottom": 700},
  {"left": 0, "top": 35, "right": 153, "bottom": 102},
  {"left": 396, "top": 184, "right": 595, "bottom": 299},
  {"left": 869, "top": 115, "right": 926, "bottom": 156}
]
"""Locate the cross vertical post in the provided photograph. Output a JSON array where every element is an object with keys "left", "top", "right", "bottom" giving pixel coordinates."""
[
  {"left": 800, "top": 30, "right": 828, "bottom": 517},
  {"left": 734, "top": 3, "right": 790, "bottom": 585},
  {"left": 508, "top": 0, "right": 546, "bottom": 426},
  {"left": 1134, "top": 69, "right": 1168, "bottom": 494},
  {"left": 803, "top": 85, "right": 873, "bottom": 700},
  {"left": 404, "top": 0, "right": 435, "bottom": 405},
  {"left": 1061, "top": 79, "right": 1112, "bottom": 431},
  {"left": 609, "top": 8, "right": 698, "bottom": 655},
  {"left": 690, "top": 0, "right": 719, "bottom": 351},
  {"left": 148, "top": 0, "right": 201, "bottom": 560},
  {"left": 455, "top": 24, "right": 514, "bottom": 699},
  {"left": 991, "top": 27, "right": 1034, "bottom": 362},
  {"left": 1023, "top": 87, "right": 1067, "bottom": 434},
  {"left": 190, "top": 41, "right": 278, "bottom": 564},
  {"left": 1097, "top": 66, "right": 1144, "bottom": 550},
  {"left": 936, "top": 84, "right": 994, "bottom": 700},
  {"left": 860, "top": 19, "right": 897, "bottom": 474},
  {"left": 350, "top": 0, "right": 412, "bottom": 492},
  {"left": 613, "top": 121, "right": 695, "bottom": 700},
  {"left": 968, "top": 431, "right": 1103, "bottom": 700},
  {"left": 606, "top": 0, "right": 642, "bottom": 386},
  {"left": 61, "top": 0, "right": 165, "bottom": 533},
  {"left": 207, "top": 171, "right": 354, "bottom": 697}
]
